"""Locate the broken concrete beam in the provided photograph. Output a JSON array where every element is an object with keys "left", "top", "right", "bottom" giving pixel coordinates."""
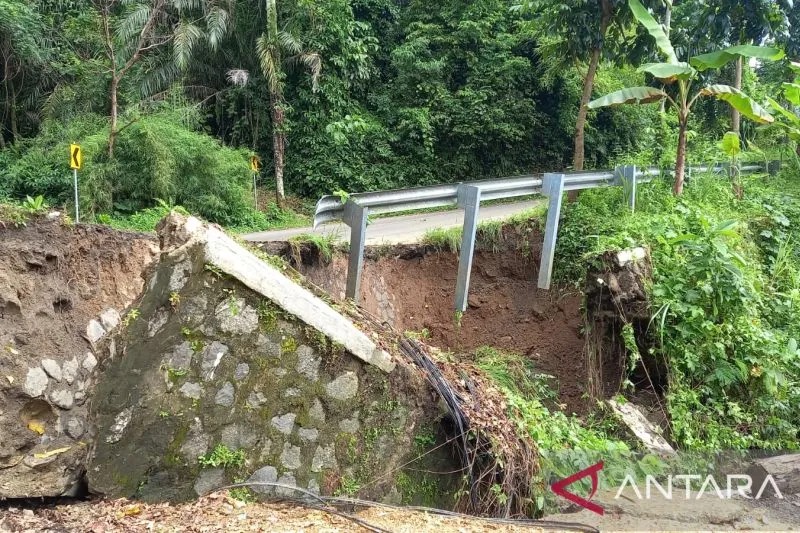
[
  {"left": 606, "top": 398, "right": 675, "bottom": 456},
  {"left": 158, "top": 213, "right": 394, "bottom": 373}
]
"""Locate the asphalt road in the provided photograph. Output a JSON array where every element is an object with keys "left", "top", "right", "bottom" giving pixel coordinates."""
[{"left": 243, "top": 199, "right": 542, "bottom": 245}]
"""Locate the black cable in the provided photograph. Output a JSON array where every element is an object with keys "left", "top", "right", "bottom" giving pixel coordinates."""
[
  {"left": 322, "top": 496, "right": 600, "bottom": 533},
  {"left": 211, "top": 483, "right": 390, "bottom": 533}
]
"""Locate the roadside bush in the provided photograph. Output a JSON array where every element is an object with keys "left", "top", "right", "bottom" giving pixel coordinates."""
[
  {"left": 1, "top": 105, "right": 257, "bottom": 226},
  {"left": 556, "top": 171, "right": 800, "bottom": 450}
]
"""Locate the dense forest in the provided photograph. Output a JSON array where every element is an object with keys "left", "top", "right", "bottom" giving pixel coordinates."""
[{"left": 1, "top": 0, "right": 797, "bottom": 228}]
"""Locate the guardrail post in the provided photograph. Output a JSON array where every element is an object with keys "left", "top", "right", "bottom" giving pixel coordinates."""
[
  {"left": 537, "top": 173, "right": 565, "bottom": 290},
  {"left": 454, "top": 185, "right": 481, "bottom": 312},
  {"left": 616, "top": 165, "right": 637, "bottom": 212},
  {"left": 343, "top": 200, "right": 369, "bottom": 302}
]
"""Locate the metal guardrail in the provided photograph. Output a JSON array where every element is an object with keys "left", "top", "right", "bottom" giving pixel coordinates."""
[{"left": 313, "top": 162, "right": 776, "bottom": 311}]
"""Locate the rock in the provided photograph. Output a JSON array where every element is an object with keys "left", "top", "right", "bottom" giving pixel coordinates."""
[
  {"left": 179, "top": 382, "right": 203, "bottom": 400},
  {"left": 181, "top": 418, "right": 209, "bottom": 459},
  {"left": 65, "top": 417, "right": 85, "bottom": 439},
  {"left": 221, "top": 425, "right": 258, "bottom": 451},
  {"left": 62, "top": 357, "right": 79, "bottom": 385},
  {"left": 41, "top": 359, "right": 62, "bottom": 382},
  {"left": 280, "top": 443, "right": 302, "bottom": 470},
  {"left": 271, "top": 413, "right": 296, "bottom": 435},
  {"left": 746, "top": 453, "right": 800, "bottom": 496},
  {"left": 616, "top": 247, "right": 647, "bottom": 267},
  {"left": 308, "top": 398, "right": 326, "bottom": 424},
  {"left": 325, "top": 372, "right": 359, "bottom": 401},
  {"left": 168, "top": 261, "right": 191, "bottom": 292},
  {"left": 338, "top": 417, "right": 360, "bottom": 434},
  {"left": 168, "top": 342, "right": 194, "bottom": 371},
  {"left": 147, "top": 308, "right": 169, "bottom": 337},
  {"left": 106, "top": 407, "right": 133, "bottom": 444},
  {"left": 214, "top": 382, "right": 235, "bottom": 407},
  {"left": 298, "top": 428, "right": 319, "bottom": 443},
  {"left": 86, "top": 320, "right": 106, "bottom": 344},
  {"left": 467, "top": 295, "right": 481, "bottom": 309},
  {"left": 285, "top": 388, "right": 300, "bottom": 397},
  {"left": 215, "top": 298, "right": 259, "bottom": 335},
  {"left": 275, "top": 473, "right": 297, "bottom": 498},
  {"left": 49, "top": 389, "right": 74, "bottom": 410},
  {"left": 194, "top": 468, "right": 226, "bottom": 496},
  {"left": 99, "top": 308, "right": 121, "bottom": 331},
  {"left": 311, "top": 445, "right": 338, "bottom": 472},
  {"left": 247, "top": 466, "right": 278, "bottom": 495},
  {"left": 256, "top": 335, "right": 281, "bottom": 358},
  {"left": 247, "top": 391, "right": 267, "bottom": 408},
  {"left": 82, "top": 352, "right": 97, "bottom": 373},
  {"left": 234, "top": 363, "right": 250, "bottom": 381},
  {"left": 296, "top": 346, "right": 321, "bottom": 381},
  {"left": 606, "top": 399, "right": 674, "bottom": 456},
  {"left": 307, "top": 478, "right": 320, "bottom": 496},
  {"left": 201, "top": 341, "right": 229, "bottom": 381},
  {"left": 24, "top": 367, "right": 48, "bottom": 397}
]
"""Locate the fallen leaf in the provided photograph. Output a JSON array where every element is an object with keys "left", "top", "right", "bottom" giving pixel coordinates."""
[
  {"left": 34, "top": 446, "right": 71, "bottom": 459},
  {"left": 27, "top": 420, "right": 45, "bottom": 435}
]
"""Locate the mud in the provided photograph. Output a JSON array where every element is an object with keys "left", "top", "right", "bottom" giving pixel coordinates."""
[{"left": 264, "top": 234, "right": 589, "bottom": 414}]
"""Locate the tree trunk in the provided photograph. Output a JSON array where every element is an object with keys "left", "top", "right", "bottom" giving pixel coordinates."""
[
  {"left": 569, "top": 1, "right": 611, "bottom": 202},
  {"left": 673, "top": 120, "right": 688, "bottom": 195},
  {"left": 573, "top": 46, "right": 602, "bottom": 173},
  {"left": 9, "top": 82, "right": 18, "bottom": 141},
  {"left": 731, "top": 55, "right": 743, "bottom": 136},
  {"left": 108, "top": 76, "right": 119, "bottom": 158},
  {"left": 270, "top": 95, "right": 286, "bottom": 207}
]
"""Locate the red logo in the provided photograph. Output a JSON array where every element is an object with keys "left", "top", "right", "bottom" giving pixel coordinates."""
[{"left": 551, "top": 461, "right": 604, "bottom": 515}]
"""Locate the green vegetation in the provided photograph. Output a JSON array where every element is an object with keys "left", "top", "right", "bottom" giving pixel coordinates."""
[
  {"left": 557, "top": 170, "right": 800, "bottom": 449},
  {"left": 198, "top": 444, "right": 246, "bottom": 470},
  {"left": 288, "top": 233, "right": 339, "bottom": 263},
  {"left": 474, "top": 346, "right": 663, "bottom": 511}
]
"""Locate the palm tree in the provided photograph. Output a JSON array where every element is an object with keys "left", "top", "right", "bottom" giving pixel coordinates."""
[{"left": 229, "top": 0, "right": 320, "bottom": 207}]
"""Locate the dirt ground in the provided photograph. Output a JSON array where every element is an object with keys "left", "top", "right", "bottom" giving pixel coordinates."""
[
  {"left": 282, "top": 242, "right": 589, "bottom": 415},
  {"left": 0, "top": 492, "right": 555, "bottom": 533},
  {"left": 0, "top": 217, "right": 157, "bottom": 359}
]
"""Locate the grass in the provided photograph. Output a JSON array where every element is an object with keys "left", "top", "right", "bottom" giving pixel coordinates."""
[
  {"left": 288, "top": 232, "right": 339, "bottom": 262},
  {"left": 421, "top": 204, "right": 546, "bottom": 253}
]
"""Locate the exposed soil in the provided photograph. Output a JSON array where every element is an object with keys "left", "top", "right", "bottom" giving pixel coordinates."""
[
  {"left": 265, "top": 231, "right": 590, "bottom": 415},
  {"left": 0, "top": 216, "right": 158, "bottom": 495}
]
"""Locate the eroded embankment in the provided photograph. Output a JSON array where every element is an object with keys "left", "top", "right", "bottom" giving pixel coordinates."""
[
  {"left": 263, "top": 229, "right": 591, "bottom": 414},
  {"left": 0, "top": 217, "right": 158, "bottom": 497}
]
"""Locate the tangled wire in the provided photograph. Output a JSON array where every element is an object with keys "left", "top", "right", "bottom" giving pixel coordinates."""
[{"left": 398, "top": 338, "right": 539, "bottom": 518}]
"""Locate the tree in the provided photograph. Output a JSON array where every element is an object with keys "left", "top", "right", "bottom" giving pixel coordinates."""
[
  {"left": 695, "top": 0, "right": 791, "bottom": 135},
  {"left": 515, "top": 0, "right": 630, "bottom": 171},
  {"left": 0, "top": 0, "right": 47, "bottom": 146},
  {"left": 589, "top": 0, "right": 783, "bottom": 195},
  {"left": 228, "top": 0, "right": 320, "bottom": 206},
  {"left": 97, "top": 0, "right": 232, "bottom": 157}
]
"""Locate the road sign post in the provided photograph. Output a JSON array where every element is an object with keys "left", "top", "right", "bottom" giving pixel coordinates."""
[
  {"left": 250, "top": 155, "right": 260, "bottom": 209},
  {"left": 69, "top": 144, "right": 82, "bottom": 223}
]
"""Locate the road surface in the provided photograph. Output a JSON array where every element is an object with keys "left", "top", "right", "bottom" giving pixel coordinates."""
[{"left": 243, "top": 199, "right": 542, "bottom": 245}]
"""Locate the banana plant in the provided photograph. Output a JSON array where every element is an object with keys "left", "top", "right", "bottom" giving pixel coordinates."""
[
  {"left": 766, "top": 62, "right": 800, "bottom": 157},
  {"left": 588, "top": 0, "right": 784, "bottom": 195}
]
